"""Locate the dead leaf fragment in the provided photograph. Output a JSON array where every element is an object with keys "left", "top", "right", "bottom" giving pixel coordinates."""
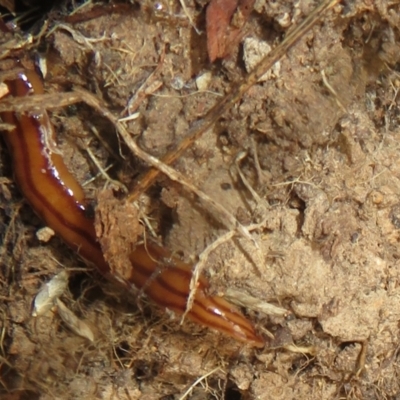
[
  {"left": 206, "top": 0, "right": 255, "bottom": 62},
  {"left": 32, "top": 270, "right": 69, "bottom": 317},
  {"left": 56, "top": 298, "right": 95, "bottom": 342}
]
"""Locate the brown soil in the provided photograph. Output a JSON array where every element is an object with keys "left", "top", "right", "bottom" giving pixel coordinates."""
[{"left": 1, "top": 1, "right": 400, "bottom": 399}]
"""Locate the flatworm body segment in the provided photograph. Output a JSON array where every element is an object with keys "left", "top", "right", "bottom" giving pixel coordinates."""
[{"left": 0, "top": 69, "right": 264, "bottom": 347}]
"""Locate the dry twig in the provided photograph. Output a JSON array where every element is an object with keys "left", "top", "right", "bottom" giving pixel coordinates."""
[{"left": 126, "top": 0, "right": 340, "bottom": 202}]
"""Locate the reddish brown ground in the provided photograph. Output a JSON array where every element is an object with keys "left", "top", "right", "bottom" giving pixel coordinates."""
[{"left": 1, "top": 1, "right": 400, "bottom": 399}]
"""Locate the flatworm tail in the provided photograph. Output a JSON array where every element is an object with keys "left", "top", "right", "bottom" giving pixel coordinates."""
[{"left": 0, "top": 69, "right": 264, "bottom": 347}]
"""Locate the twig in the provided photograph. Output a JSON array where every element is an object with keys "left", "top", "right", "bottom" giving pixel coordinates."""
[
  {"left": 182, "top": 219, "right": 268, "bottom": 322},
  {"left": 179, "top": 366, "right": 223, "bottom": 400},
  {"left": 250, "top": 136, "right": 265, "bottom": 186},
  {"left": 0, "top": 91, "right": 84, "bottom": 113},
  {"left": 84, "top": 145, "right": 128, "bottom": 192},
  {"left": 225, "top": 288, "right": 288, "bottom": 317},
  {"left": 235, "top": 151, "right": 264, "bottom": 206},
  {"left": 181, "top": 230, "right": 236, "bottom": 323},
  {"left": 178, "top": 0, "right": 201, "bottom": 35},
  {"left": 321, "top": 69, "right": 347, "bottom": 113},
  {"left": 122, "top": 43, "right": 165, "bottom": 117},
  {"left": 67, "top": 88, "right": 255, "bottom": 242},
  {"left": 116, "top": 120, "right": 256, "bottom": 243},
  {"left": 126, "top": 0, "right": 340, "bottom": 203}
]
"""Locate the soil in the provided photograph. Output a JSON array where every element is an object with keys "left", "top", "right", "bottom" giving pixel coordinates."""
[{"left": 1, "top": 0, "right": 400, "bottom": 399}]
